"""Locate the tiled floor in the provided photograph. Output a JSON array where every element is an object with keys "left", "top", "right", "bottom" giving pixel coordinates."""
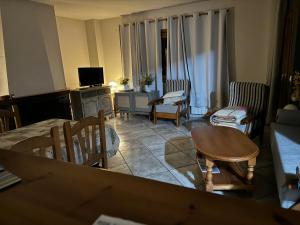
[{"left": 106, "top": 115, "right": 279, "bottom": 205}]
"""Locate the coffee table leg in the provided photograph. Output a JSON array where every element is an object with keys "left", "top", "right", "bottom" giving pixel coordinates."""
[
  {"left": 205, "top": 159, "right": 214, "bottom": 192},
  {"left": 246, "top": 158, "right": 256, "bottom": 184}
]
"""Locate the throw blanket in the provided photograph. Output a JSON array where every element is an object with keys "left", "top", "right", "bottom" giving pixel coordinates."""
[
  {"left": 163, "top": 90, "right": 185, "bottom": 105},
  {"left": 163, "top": 90, "right": 185, "bottom": 98},
  {"left": 210, "top": 106, "right": 248, "bottom": 131}
]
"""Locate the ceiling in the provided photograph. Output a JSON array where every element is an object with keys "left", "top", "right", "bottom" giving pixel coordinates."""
[{"left": 32, "top": 0, "right": 203, "bottom": 20}]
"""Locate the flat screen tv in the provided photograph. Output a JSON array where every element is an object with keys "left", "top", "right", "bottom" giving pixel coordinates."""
[{"left": 78, "top": 67, "right": 104, "bottom": 87}]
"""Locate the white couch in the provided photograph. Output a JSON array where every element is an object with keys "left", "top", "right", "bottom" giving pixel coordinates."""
[{"left": 270, "top": 109, "right": 300, "bottom": 208}]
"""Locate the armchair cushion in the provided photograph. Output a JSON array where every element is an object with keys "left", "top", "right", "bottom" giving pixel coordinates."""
[
  {"left": 156, "top": 105, "right": 178, "bottom": 114},
  {"left": 212, "top": 106, "right": 247, "bottom": 122}
]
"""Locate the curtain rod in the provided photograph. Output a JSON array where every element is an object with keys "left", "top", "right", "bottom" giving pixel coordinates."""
[{"left": 122, "top": 9, "right": 229, "bottom": 26}]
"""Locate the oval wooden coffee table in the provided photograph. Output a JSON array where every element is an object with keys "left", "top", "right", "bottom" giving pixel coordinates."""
[{"left": 191, "top": 126, "right": 260, "bottom": 192}]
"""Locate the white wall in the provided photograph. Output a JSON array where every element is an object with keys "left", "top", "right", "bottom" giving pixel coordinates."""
[
  {"left": 98, "top": 17, "right": 123, "bottom": 84},
  {"left": 121, "top": 0, "right": 278, "bottom": 84},
  {"left": 36, "top": 3, "right": 66, "bottom": 91},
  {"left": 85, "top": 20, "right": 106, "bottom": 68},
  {"left": 0, "top": 11, "right": 8, "bottom": 96},
  {"left": 56, "top": 17, "right": 90, "bottom": 89},
  {"left": 57, "top": 16, "right": 123, "bottom": 88},
  {"left": 0, "top": 0, "right": 66, "bottom": 97}
]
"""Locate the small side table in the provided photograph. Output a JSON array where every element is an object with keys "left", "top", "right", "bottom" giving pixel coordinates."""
[
  {"left": 191, "top": 126, "right": 260, "bottom": 192},
  {"left": 114, "top": 91, "right": 159, "bottom": 118}
]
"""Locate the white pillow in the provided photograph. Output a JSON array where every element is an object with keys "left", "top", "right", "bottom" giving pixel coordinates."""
[
  {"left": 163, "top": 90, "right": 185, "bottom": 99},
  {"left": 163, "top": 96, "right": 186, "bottom": 105}
]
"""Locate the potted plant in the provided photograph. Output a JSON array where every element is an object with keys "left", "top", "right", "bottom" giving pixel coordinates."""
[
  {"left": 143, "top": 74, "right": 154, "bottom": 92},
  {"left": 120, "top": 78, "right": 129, "bottom": 90}
]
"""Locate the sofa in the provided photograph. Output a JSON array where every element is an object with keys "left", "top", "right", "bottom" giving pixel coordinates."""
[{"left": 270, "top": 109, "right": 300, "bottom": 208}]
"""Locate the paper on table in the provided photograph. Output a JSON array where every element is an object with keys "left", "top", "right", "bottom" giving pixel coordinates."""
[
  {"left": 93, "top": 215, "right": 145, "bottom": 225},
  {"left": 197, "top": 158, "right": 220, "bottom": 174},
  {"left": 0, "top": 170, "right": 21, "bottom": 190}
]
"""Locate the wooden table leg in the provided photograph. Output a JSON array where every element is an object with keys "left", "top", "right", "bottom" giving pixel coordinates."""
[
  {"left": 205, "top": 159, "right": 214, "bottom": 192},
  {"left": 246, "top": 158, "right": 256, "bottom": 184}
]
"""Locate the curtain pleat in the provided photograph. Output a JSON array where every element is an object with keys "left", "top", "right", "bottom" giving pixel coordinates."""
[{"left": 154, "top": 19, "right": 163, "bottom": 96}]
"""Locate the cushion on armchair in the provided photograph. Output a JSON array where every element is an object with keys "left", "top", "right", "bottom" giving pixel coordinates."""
[
  {"left": 156, "top": 105, "right": 178, "bottom": 114},
  {"left": 162, "top": 90, "right": 185, "bottom": 105},
  {"left": 210, "top": 106, "right": 251, "bottom": 133},
  {"left": 163, "top": 90, "right": 185, "bottom": 99}
]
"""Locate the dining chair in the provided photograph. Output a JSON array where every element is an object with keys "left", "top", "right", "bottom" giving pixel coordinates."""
[
  {"left": 150, "top": 79, "right": 191, "bottom": 127},
  {"left": 11, "top": 126, "right": 62, "bottom": 160},
  {"left": 63, "top": 110, "right": 108, "bottom": 168},
  {"left": 0, "top": 105, "right": 22, "bottom": 133}
]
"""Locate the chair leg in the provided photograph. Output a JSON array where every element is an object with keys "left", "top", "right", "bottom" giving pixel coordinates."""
[
  {"left": 187, "top": 107, "right": 190, "bottom": 120},
  {"left": 103, "top": 158, "right": 108, "bottom": 169},
  {"left": 176, "top": 114, "right": 179, "bottom": 127},
  {"left": 154, "top": 111, "right": 157, "bottom": 124}
]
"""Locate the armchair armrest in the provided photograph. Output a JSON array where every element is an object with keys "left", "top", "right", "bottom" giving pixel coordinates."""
[
  {"left": 174, "top": 99, "right": 186, "bottom": 106},
  {"left": 204, "top": 109, "right": 218, "bottom": 118},
  {"left": 240, "top": 115, "right": 254, "bottom": 125},
  {"left": 148, "top": 98, "right": 163, "bottom": 106}
]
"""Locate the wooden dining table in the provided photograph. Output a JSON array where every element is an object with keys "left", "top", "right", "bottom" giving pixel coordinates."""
[
  {"left": 0, "top": 118, "right": 120, "bottom": 164},
  {"left": 0, "top": 149, "right": 300, "bottom": 225}
]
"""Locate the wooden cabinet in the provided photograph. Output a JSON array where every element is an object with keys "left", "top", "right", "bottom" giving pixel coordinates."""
[
  {"left": 115, "top": 91, "right": 159, "bottom": 116},
  {"left": 70, "top": 86, "right": 112, "bottom": 120},
  {"left": 82, "top": 96, "right": 98, "bottom": 117}
]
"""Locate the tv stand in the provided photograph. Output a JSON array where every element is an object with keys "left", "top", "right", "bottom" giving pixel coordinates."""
[{"left": 70, "top": 86, "right": 112, "bottom": 120}]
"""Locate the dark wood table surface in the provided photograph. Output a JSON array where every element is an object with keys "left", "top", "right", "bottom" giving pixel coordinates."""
[{"left": 0, "top": 149, "right": 299, "bottom": 225}]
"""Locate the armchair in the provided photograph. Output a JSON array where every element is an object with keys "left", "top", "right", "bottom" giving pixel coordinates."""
[
  {"left": 209, "top": 82, "right": 269, "bottom": 139},
  {"left": 151, "top": 80, "right": 191, "bottom": 127}
]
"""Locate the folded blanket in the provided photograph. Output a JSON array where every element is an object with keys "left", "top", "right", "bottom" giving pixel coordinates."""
[
  {"left": 163, "top": 96, "right": 186, "bottom": 105},
  {"left": 163, "top": 90, "right": 185, "bottom": 99},
  {"left": 212, "top": 106, "right": 247, "bottom": 122},
  {"left": 210, "top": 106, "right": 250, "bottom": 133}
]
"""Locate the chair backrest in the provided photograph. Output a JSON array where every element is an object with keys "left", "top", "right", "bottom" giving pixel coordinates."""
[
  {"left": 0, "top": 105, "right": 21, "bottom": 133},
  {"left": 63, "top": 110, "right": 107, "bottom": 168},
  {"left": 228, "top": 82, "right": 269, "bottom": 117},
  {"left": 166, "top": 80, "right": 191, "bottom": 100},
  {"left": 11, "top": 126, "right": 62, "bottom": 160}
]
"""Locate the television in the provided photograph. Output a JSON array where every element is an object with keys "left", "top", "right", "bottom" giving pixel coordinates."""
[{"left": 78, "top": 67, "right": 104, "bottom": 87}]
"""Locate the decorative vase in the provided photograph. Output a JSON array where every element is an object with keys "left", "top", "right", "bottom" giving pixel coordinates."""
[
  {"left": 124, "top": 84, "right": 129, "bottom": 90},
  {"left": 144, "top": 85, "right": 151, "bottom": 93}
]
